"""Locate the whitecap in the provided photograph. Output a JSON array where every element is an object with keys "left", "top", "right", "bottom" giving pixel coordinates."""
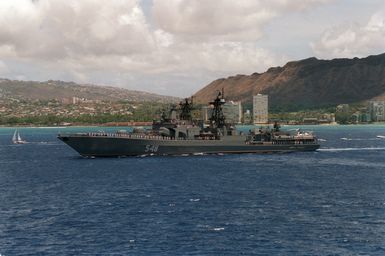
[
  {"left": 341, "top": 137, "right": 378, "bottom": 141},
  {"left": 318, "top": 147, "right": 385, "bottom": 152}
]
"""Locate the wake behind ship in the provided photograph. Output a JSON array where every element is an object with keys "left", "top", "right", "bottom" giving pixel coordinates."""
[{"left": 58, "top": 93, "right": 320, "bottom": 157}]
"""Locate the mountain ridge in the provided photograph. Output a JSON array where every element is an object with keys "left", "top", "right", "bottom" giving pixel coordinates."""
[{"left": 193, "top": 53, "right": 385, "bottom": 110}]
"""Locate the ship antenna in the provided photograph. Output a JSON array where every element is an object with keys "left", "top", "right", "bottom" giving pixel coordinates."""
[
  {"left": 179, "top": 97, "right": 193, "bottom": 121},
  {"left": 209, "top": 90, "right": 226, "bottom": 128}
]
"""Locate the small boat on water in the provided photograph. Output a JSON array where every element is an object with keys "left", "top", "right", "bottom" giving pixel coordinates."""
[{"left": 12, "top": 130, "right": 27, "bottom": 144}]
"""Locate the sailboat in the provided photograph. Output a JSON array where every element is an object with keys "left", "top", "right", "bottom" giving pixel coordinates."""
[{"left": 12, "top": 130, "right": 27, "bottom": 144}]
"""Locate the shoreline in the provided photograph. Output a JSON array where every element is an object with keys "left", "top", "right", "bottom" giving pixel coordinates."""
[
  {"left": 0, "top": 121, "right": 153, "bottom": 128},
  {"left": 2, "top": 123, "right": 385, "bottom": 129}
]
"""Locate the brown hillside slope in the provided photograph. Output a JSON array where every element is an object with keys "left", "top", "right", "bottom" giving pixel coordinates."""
[
  {"left": 0, "top": 79, "right": 180, "bottom": 103},
  {"left": 193, "top": 53, "right": 385, "bottom": 109}
]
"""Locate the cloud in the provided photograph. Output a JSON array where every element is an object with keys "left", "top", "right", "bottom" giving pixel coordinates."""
[
  {"left": 311, "top": 9, "right": 385, "bottom": 58},
  {"left": 0, "top": 1, "right": 293, "bottom": 74},
  {"left": 0, "top": 0, "right": 342, "bottom": 96},
  {"left": 152, "top": 0, "right": 332, "bottom": 42},
  {"left": 0, "top": 0, "right": 153, "bottom": 59},
  {"left": 156, "top": 42, "right": 285, "bottom": 75}
]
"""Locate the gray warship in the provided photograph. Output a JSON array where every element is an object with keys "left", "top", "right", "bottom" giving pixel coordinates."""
[{"left": 58, "top": 93, "right": 320, "bottom": 157}]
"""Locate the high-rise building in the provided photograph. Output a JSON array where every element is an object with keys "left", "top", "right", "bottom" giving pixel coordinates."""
[
  {"left": 243, "top": 109, "right": 252, "bottom": 124},
  {"left": 201, "top": 106, "right": 213, "bottom": 123},
  {"left": 369, "top": 100, "right": 385, "bottom": 121},
  {"left": 223, "top": 101, "right": 242, "bottom": 124},
  {"left": 253, "top": 94, "right": 268, "bottom": 124}
]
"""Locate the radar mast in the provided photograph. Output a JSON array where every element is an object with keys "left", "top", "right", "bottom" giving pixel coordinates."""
[
  {"left": 179, "top": 97, "right": 193, "bottom": 121},
  {"left": 209, "top": 89, "right": 226, "bottom": 128}
]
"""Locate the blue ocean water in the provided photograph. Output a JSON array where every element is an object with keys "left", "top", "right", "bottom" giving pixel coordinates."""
[{"left": 1, "top": 125, "right": 385, "bottom": 255}]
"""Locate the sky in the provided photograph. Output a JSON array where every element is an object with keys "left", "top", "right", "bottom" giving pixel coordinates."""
[{"left": 0, "top": 0, "right": 384, "bottom": 97}]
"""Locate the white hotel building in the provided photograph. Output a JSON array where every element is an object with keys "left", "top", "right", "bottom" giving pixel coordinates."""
[{"left": 253, "top": 94, "right": 268, "bottom": 124}]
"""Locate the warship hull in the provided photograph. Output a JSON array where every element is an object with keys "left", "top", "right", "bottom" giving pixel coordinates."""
[{"left": 58, "top": 134, "right": 320, "bottom": 157}]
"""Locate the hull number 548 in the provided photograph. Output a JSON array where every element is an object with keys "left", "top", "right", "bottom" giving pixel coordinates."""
[{"left": 145, "top": 144, "right": 159, "bottom": 153}]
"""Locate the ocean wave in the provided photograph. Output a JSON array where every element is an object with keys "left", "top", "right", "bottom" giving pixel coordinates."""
[
  {"left": 317, "top": 157, "right": 385, "bottom": 168},
  {"left": 2, "top": 141, "right": 61, "bottom": 146},
  {"left": 318, "top": 147, "right": 385, "bottom": 152},
  {"left": 35, "top": 141, "right": 61, "bottom": 145},
  {"left": 341, "top": 137, "right": 379, "bottom": 141}
]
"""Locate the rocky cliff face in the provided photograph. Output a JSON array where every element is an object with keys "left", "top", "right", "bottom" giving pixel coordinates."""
[{"left": 193, "top": 53, "right": 385, "bottom": 110}]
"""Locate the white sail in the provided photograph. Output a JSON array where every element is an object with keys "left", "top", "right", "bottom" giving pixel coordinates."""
[
  {"left": 12, "top": 129, "right": 27, "bottom": 144},
  {"left": 12, "top": 130, "right": 17, "bottom": 143}
]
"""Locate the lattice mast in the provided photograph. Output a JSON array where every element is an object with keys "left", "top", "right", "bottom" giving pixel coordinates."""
[
  {"left": 179, "top": 97, "right": 193, "bottom": 121},
  {"left": 209, "top": 89, "right": 226, "bottom": 128}
]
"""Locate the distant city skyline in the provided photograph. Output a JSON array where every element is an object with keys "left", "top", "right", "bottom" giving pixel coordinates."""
[{"left": 0, "top": 0, "right": 384, "bottom": 97}]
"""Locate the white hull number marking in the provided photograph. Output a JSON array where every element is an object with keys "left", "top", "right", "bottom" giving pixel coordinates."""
[{"left": 145, "top": 144, "right": 159, "bottom": 153}]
